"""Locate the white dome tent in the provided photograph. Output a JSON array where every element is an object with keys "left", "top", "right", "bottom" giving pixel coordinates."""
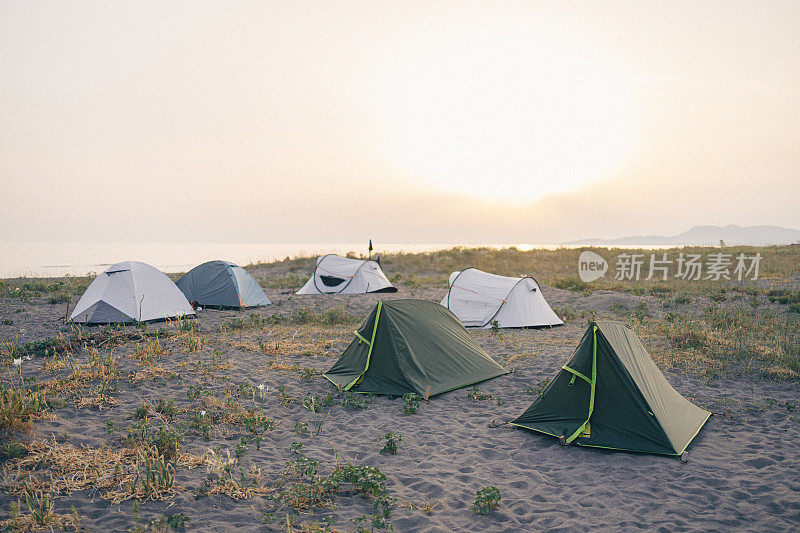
[
  {"left": 440, "top": 268, "right": 563, "bottom": 328},
  {"left": 296, "top": 254, "right": 397, "bottom": 295},
  {"left": 70, "top": 261, "right": 195, "bottom": 324}
]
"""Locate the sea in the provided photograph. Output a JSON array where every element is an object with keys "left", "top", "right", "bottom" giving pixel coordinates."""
[{"left": 0, "top": 241, "right": 578, "bottom": 278}]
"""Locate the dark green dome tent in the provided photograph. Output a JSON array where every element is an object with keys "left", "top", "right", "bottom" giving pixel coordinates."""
[
  {"left": 176, "top": 260, "right": 271, "bottom": 309},
  {"left": 324, "top": 299, "right": 508, "bottom": 398},
  {"left": 511, "top": 321, "right": 710, "bottom": 456}
]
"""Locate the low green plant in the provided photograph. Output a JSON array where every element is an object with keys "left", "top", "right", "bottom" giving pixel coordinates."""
[
  {"left": 48, "top": 293, "right": 71, "bottom": 304},
  {"left": 708, "top": 288, "right": 728, "bottom": 302},
  {"left": 552, "top": 277, "right": 591, "bottom": 294},
  {"left": 467, "top": 386, "right": 492, "bottom": 400},
  {"left": 166, "top": 513, "right": 190, "bottom": 530},
  {"left": 473, "top": 486, "right": 501, "bottom": 514},
  {"left": 276, "top": 386, "right": 294, "bottom": 407},
  {"left": 284, "top": 456, "right": 319, "bottom": 479},
  {"left": 402, "top": 393, "right": 421, "bottom": 415},
  {"left": 379, "top": 433, "right": 402, "bottom": 455},
  {"left": 302, "top": 393, "right": 336, "bottom": 413},
  {"left": 123, "top": 446, "right": 176, "bottom": 500},
  {"left": 342, "top": 391, "right": 374, "bottom": 410},
  {"left": 155, "top": 397, "right": 177, "bottom": 420},
  {"left": 240, "top": 408, "right": 277, "bottom": 434},
  {"left": 23, "top": 485, "right": 58, "bottom": 528},
  {"left": 190, "top": 413, "right": 212, "bottom": 440},
  {"left": 675, "top": 292, "right": 693, "bottom": 304},
  {"left": 175, "top": 314, "right": 198, "bottom": 333},
  {"left": 0, "top": 441, "right": 28, "bottom": 462},
  {"left": 1, "top": 386, "right": 49, "bottom": 435},
  {"left": 300, "top": 367, "right": 318, "bottom": 380},
  {"left": 354, "top": 512, "right": 393, "bottom": 532},
  {"left": 133, "top": 403, "right": 150, "bottom": 420},
  {"left": 235, "top": 438, "right": 248, "bottom": 459},
  {"left": 150, "top": 424, "right": 179, "bottom": 460}
]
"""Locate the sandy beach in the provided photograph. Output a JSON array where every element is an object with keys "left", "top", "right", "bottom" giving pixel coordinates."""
[{"left": 1, "top": 249, "right": 799, "bottom": 532}]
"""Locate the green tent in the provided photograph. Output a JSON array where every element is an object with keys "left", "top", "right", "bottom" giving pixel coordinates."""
[
  {"left": 324, "top": 299, "right": 508, "bottom": 397},
  {"left": 511, "top": 321, "right": 710, "bottom": 456}
]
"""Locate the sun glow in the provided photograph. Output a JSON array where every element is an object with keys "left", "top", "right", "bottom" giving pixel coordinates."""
[{"left": 374, "top": 28, "right": 637, "bottom": 201}]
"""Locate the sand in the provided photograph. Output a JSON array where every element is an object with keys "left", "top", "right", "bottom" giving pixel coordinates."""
[{"left": 1, "top": 280, "right": 799, "bottom": 532}]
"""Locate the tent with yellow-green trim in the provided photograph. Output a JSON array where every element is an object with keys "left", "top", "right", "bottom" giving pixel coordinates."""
[
  {"left": 511, "top": 321, "right": 710, "bottom": 456},
  {"left": 323, "top": 299, "right": 508, "bottom": 397}
]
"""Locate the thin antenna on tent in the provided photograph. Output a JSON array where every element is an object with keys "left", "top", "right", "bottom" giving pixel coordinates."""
[{"left": 139, "top": 295, "right": 145, "bottom": 322}]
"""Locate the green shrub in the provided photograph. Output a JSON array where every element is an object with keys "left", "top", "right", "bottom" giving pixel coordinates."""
[
  {"left": 150, "top": 425, "right": 179, "bottom": 460},
  {"left": 47, "top": 293, "right": 71, "bottom": 304},
  {"left": 473, "top": 486, "right": 501, "bottom": 514},
  {"left": 301, "top": 393, "right": 336, "bottom": 413},
  {"left": 0, "top": 387, "right": 49, "bottom": 435},
  {"left": 155, "top": 397, "right": 177, "bottom": 419},
  {"left": 342, "top": 391, "right": 374, "bottom": 410},
  {"left": 379, "top": 433, "right": 402, "bottom": 455},
  {"left": 467, "top": 386, "right": 492, "bottom": 400},
  {"left": 0, "top": 441, "right": 29, "bottom": 462},
  {"left": 552, "top": 277, "right": 591, "bottom": 293},
  {"left": 402, "top": 393, "right": 421, "bottom": 415}
]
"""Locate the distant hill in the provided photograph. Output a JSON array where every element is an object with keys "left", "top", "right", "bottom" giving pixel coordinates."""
[{"left": 566, "top": 225, "right": 800, "bottom": 246}]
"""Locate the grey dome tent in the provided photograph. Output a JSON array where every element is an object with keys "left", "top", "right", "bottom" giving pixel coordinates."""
[
  {"left": 296, "top": 254, "right": 397, "bottom": 294},
  {"left": 70, "top": 261, "right": 195, "bottom": 324},
  {"left": 324, "top": 299, "right": 508, "bottom": 398},
  {"left": 176, "top": 260, "right": 271, "bottom": 308},
  {"left": 511, "top": 321, "right": 710, "bottom": 456},
  {"left": 441, "top": 268, "right": 563, "bottom": 328}
]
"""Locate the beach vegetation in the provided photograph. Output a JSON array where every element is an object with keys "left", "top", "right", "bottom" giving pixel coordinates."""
[
  {"left": 402, "top": 393, "right": 421, "bottom": 415},
  {"left": 473, "top": 486, "right": 501, "bottom": 514},
  {"left": 378, "top": 433, "right": 402, "bottom": 455}
]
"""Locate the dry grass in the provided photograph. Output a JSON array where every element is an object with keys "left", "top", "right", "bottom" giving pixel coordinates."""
[
  {"left": 632, "top": 308, "right": 800, "bottom": 380},
  {"left": 362, "top": 245, "right": 800, "bottom": 295},
  {"left": 36, "top": 352, "right": 119, "bottom": 400},
  {"left": 0, "top": 386, "right": 51, "bottom": 435},
  {"left": 130, "top": 337, "right": 170, "bottom": 362},
  {"left": 0, "top": 439, "right": 208, "bottom": 504},
  {"left": 205, "top": 448, "right": 273, "bottom": 500},
  {"left": 0, "top": 488, "right": 80, "bottom": 532},
  {"left": 129, "top": 364, "right": 178, "bottom": 383}
]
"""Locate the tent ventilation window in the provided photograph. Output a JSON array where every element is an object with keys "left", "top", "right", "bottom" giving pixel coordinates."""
[{"left": 320, "top": 275, "right": 346, "bottom": 287}]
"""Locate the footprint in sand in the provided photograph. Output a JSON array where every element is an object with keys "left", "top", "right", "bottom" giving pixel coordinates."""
[{"left": 743, "top": 457, "right": 776, "bottom": 469}]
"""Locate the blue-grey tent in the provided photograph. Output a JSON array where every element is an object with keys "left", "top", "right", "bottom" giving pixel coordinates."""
[{"left": 176, "top": 260, "right": 271, "bottom": 308}]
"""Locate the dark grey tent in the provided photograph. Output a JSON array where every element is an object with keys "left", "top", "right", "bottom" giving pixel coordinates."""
[
  {"left": 511, "top": 321, "right": 710, "bottom": 456},
  {"left": 324, "top": 299, "right": 508, "bottom": 397},
  {"left": 176, "top": 260, "right": 271, "bottom": 308}
]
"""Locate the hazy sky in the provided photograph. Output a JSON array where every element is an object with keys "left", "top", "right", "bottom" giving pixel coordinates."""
[{"left": 2, "top": 1, "right": 798, "bottom": 243}]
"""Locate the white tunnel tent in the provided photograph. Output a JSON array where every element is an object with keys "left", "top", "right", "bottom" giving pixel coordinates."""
[
  {"left": 296, "top": 254, "right": 397, "bottom": 294},
  {"left": 441, "top": 267, "right": 563, "bottom": 328}
]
